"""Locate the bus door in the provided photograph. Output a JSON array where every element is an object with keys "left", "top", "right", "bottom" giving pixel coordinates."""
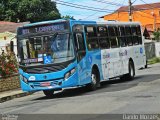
[{"left": 74, "top": 33, "right": 87, "bottom": 85}]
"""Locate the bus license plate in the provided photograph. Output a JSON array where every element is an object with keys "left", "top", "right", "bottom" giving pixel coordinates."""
[{"left": 40, "top": 82, "right": 51, "bottom": 87}]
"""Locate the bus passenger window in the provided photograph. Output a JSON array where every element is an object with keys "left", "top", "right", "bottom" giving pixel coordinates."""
[
  {"left": 137, "top": 26, "right": 142, "bottom": 44},
  {"left": 99, "top": 38, "right": 110, "bottom": 49},
  {"left": 119, "top": 37, "right": 127, "bottom": 47},
  {"left": 131, "top": 27, "right": 139, "bottom": 45},
  {"left": 119, "top": 26, "right": 125, "bottom": 36},
  {"left": 108, "top": 26, "right": 117, "bottom": 36},
  {"left": 85, "top": 26, "right": 99, "bottom": 50},
  {"left": 133, "top": 36, "right": 139, "bottom": 45},
  {"left": 110, "top": 37, "right": 119, "bottom": 48},
  {"left": 126, "top": 36, "right": 133, "bottom": 46},
  {"left": 125, "top": 26, "right": 132, "bottom": 35}
]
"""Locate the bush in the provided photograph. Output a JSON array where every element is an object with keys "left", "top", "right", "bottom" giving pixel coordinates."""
[{"left": 0, "top": 51, "right": 18, "bottom": 77}]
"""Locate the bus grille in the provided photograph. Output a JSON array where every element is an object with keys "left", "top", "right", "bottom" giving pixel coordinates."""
[
  {"left": 26, "top": 64, "right": 65, "bottom": 74},
  {"left": 19, "top": 59, "right": 75, "bottom": 74}
]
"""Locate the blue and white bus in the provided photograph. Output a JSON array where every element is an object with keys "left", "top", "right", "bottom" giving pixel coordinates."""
[{"left": 17, "top": 19, "right": 146, "bottom": 97}]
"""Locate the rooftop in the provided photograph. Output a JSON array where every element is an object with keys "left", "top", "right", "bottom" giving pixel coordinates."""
[
  {"left": 0, "top": 21, "right": 29, "bottom": 33},
  {"left": 116, "top": 2, "right": 160, "bottom": 12}
]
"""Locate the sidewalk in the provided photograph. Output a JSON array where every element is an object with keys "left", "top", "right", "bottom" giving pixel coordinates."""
[{"left": 0, "top": 89, "right": 34, "bottom": 103}]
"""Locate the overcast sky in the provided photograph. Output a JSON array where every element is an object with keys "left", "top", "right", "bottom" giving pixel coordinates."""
[{"left": 54, "top": 0, "right": 160, "bottom": 21}]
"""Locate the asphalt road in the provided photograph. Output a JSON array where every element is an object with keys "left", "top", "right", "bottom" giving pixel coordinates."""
[{"left": 0, "top": 63, "right": 160, "bottom": 119}]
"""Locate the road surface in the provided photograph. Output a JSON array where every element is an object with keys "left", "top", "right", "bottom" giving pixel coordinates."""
[{"left": 0, "top": 63, "right": 160, "bottom": 119}]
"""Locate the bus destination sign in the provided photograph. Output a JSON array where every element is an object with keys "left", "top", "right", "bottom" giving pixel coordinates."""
[{"left": 20, "top": 22, "right": 68, "bottom": 35}]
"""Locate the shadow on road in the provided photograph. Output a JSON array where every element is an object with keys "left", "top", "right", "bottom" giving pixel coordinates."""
[{"left": 33, "top": 74, "right": 160, "bottom": 101}]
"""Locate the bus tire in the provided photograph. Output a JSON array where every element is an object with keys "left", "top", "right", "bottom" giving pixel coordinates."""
[
  {"left": 43, "top": 90, "right": 54, "bottom": 97},
  {"left": 88, "top": 68, "right": 100, "bottom": 91},
  {"left": 127, "top": 61, "right": 135, "bottom": 80},
  {"left": 120, "top": 61, "right": 135, "bottom": 81},
  {"left": 145, "top": 60, "right": 148, "bottom": 68}
]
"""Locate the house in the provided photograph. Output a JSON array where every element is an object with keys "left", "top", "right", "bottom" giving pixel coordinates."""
[
  {"left": 100, "top": 2, "right": 160, "bottom": 38},
  {"left": 0, "top": 21, "right": 29, "bottom": 55}
]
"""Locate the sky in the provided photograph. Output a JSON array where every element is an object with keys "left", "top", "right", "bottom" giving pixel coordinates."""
[{"left": 54, "top": 0, "right": 160, "bottom": 21}]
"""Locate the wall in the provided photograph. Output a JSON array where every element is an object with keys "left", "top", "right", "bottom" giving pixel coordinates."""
[
  {"left": 155, "top": 42, "right": 160, "bottom": 57},
  {"left": 144, "top": 42, "right": 155, "bottom": 59},
  {"left": 0, "top": 75, "right": 20, "bottom": 92},
  {"left": 103, "top": 9, "right": 160, "bottom": 30},
  {"left": 144, "top": 41, "right": 160, "bottom": 60}
]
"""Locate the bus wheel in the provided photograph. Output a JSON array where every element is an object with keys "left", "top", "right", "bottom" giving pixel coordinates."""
[
  {"left": 43, "top": 90, "right": 54, "bottom": 97},
  {"left": 88, "top": 69, "right": 100, "bottom": 91},
  {"left": 120, "top": 61, "right": 135, "bottom": 81},
  {"left": 145, "top": 60, "right": 148, "bottom": 68},
  {"left": 127, "top": 61, "right": 135, "bottom": 80}
]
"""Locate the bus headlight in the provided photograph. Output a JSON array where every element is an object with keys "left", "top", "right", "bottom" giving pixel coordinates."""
[
  {"left": 23, "top": 77, "right": 28, "bottom": 83},
  {"left": 20, "top": 75, "right": 28, "bottom": 83},
  {"left": 64, "top": 68, "right": 76, "bottom": 80}
]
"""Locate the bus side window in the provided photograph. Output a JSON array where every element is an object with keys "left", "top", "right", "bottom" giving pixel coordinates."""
[
  {"left": 108, "top": 26, "right": 119, "bottom": 48},
  {"left": 85, "top": 26, "right": 99, "bottom": 50},
  {"left": 137, "top": 25, "right": 142, "bottom": 44},
  {"left": 125, "top": 26, "right": 133, "bottom": 46},
  {"left": 110, "top": 37, "right": 119, "bottom": 48},
  {"left": 74, "top": 33, "right": 86, "bottom": 62},
  {"left": 119, "top": 26, "right": 127, "bottom": 47},
  {"left": 131, "top": 26, "right": 139, "bottom": 45},
  {"left": 97, "top": 26, "right": 110, "bottom": 49}
]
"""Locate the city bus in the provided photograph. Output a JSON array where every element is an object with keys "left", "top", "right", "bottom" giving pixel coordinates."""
[{"left": 17, "top": 19, "right": 146, "bottom": 97}]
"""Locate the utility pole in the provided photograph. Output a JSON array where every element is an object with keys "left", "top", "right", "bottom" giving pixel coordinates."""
[{"left": 128, "top": 0, "right": 132, "bottom": 22}]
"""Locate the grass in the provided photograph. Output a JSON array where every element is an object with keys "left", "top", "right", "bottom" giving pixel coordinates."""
[{"left": 148, "top": 57, "right": 160, "bottom": 65}]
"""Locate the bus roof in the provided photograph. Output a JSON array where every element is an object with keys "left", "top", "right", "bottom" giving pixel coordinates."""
[{"left": 22, "top": 19, "right": 141, "bottom": 28}]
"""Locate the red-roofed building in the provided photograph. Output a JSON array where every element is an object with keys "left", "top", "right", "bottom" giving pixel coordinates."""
[
  {"left": 0, "top": 21, "right": 29, "bottom": 33},
  {"left": 0, "top": 21, "right": 29, "bottom": 55},
  {"left": 101, "top": 2, "right": 160, "bottom": 38}
]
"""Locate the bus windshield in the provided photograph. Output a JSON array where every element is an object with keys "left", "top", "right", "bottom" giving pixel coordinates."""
[{"left": 18, "top": 33, "right": 75, "bottom": 65}]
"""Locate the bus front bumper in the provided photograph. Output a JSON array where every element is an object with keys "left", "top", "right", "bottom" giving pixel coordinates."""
[{"left": 20, "top": 72, "right": 78, "bottom": 92}]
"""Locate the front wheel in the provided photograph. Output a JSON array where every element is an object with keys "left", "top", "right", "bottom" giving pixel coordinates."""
[
  {"left": 87, "top": 69, "right": 100, "bottom": 91},
  {"left": 43, "top": 90, "right": 54, "bottom": 97}
]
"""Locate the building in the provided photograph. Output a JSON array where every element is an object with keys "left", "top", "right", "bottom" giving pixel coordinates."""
[
  {"left": 101, "top": 2, "right": 160, "bottom": 38},
  {"left": 0, "top": 21, "right": 29, "bottom": 55}
]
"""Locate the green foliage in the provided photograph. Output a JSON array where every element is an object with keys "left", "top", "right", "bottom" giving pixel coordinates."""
[
  {"left": 0, "top": 51, "right": 18, "bottom": 78},
  {"left": 153, "top": 29, "right": 160, "bottom": 42},
  {"left": 62, "top": 15, "right": 75, "bottom": 20},
  {"left": 0, "top": 0, "right": 61, "bottom": 23},
  {"left": 148, "top": 57, "right": 160, "bottom": 65}
]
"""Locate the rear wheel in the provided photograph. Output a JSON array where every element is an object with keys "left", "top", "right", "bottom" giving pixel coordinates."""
[
  {"left": 127, "top": 61, "right": 135, "bottom": 80},
  {"left": 43, "top": 90, "right": 54, "bottom": 97},
  {"left": 87, "top": 69, "right": 100, "bottom": 91},
  {"left": 145, "top": 60, "right": 148, "bottom": 68},
  {"left": 120, "top": 61, "right": 135, "bottom": 80}
]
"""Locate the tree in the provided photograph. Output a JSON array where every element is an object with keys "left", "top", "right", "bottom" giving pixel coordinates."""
[
  {"left": 0, "top": 0, "right": 61, "bottom": 23},
  {"left": 62, "top": 15, "right": 75, "bottom": 20},
  {"left": 153, "top": 29, "right": 160, "bottom": 42}
]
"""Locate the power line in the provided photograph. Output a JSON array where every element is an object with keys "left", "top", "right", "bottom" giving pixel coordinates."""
[
  {"left": 82, "top": 0, "right": 128, "bottom": 20},
  {"left": 91, "top": 0, "right": 123, "bottom": 6},
  {"left": 55, "top": 0, "right": 115, "bottom": 12},
  {"left": 56, "top": 2, "right": 114, "bottom": 13}
]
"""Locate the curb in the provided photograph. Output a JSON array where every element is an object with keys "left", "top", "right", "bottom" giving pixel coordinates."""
[{"left": 0, "top": 92, "right": 34, "bottom": 103}]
